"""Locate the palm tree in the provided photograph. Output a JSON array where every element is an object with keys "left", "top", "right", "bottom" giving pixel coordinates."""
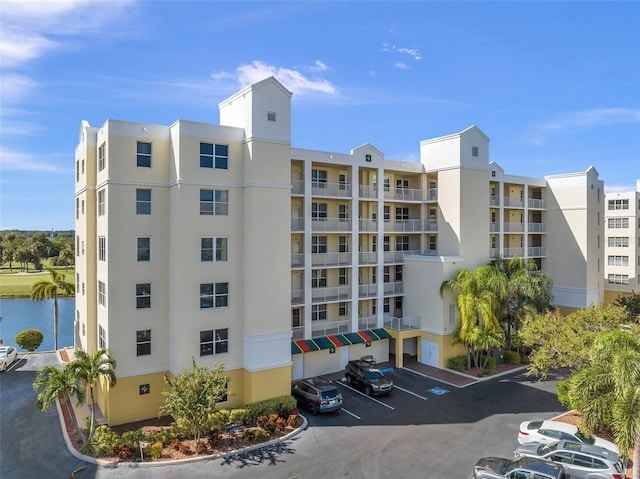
[
  {"left": 33, "top": 363, "right": 85, "bottom": 429},
  {"left": 30, "top": 266, "right": 75, "bottom": 351},
  {"left": 568, "top": 330, "right": 640, "bottom": 478},
  {"left": 441, "top": 265, "right": 506, "bottom": 368},
  {"left": 72, "top": 349, "right": 117, "bottom": 440}
]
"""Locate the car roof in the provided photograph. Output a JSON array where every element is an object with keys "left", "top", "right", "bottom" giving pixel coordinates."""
[
  {"left": 528, "top": 420, "right": 578, "bottom": 433},
  {"left": 518, "top": 457, "right": 564, "bottom": 476},
  {"left": 296, "top": 377, "right": 337, "bottom": 390},
  {"left": 555, "top": 441, "right": 619, "bottom": 460}
]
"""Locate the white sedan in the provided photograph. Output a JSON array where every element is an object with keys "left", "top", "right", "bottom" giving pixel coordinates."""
[
  {"left": 518, "top": 420, "right": 618, "bottom": 454},
  {"left": 0, "top": 346, "right": 18, "bottom": 371}
]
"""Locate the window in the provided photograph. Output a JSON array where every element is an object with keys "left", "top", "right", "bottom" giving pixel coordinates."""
[
  {"left": 395, "top": 265, "right": 403, "bottom": 282},
  {"left": 200, "top": 328, "right": 229, "bottom": 356},
  {"left": 98, "top": 236, "right": 106, "bottom": 261},
  {"left": 395, "top": 207, "right": 409, "bottom": 220},
  {"left": 312, "top": 304, "right": 327, "bottom": 321},
  {"left": 383, "top": 297, "right": 390, "bottom": 313},
  {"left": 312, "top": 236, "right": 327, "bottom": 254},
  {"left": 98, "top": 281, "right": 106, "bottom": 306},
  {"left": 608, "top": 237, "right": 629, "bottom": 247},
  {"left": 201, "top": 237, "right": 228, "bottom": 261},
  {"left": 312, "top": 169, "right": 327, "bottom": 188},
  {"left": 312, "top": 202, "right": 327, "bottom": 220},
  {"left": 312, "top": 269, "right": 327, "bottom": 288},
  {"left": 384, "top": 205, "right": 390, "bottom": 222},
  {"left": 429, "top": 236, "right": 437, "bottom": 251},
  {"left": 339, "top": 236, "right": 348, "bottom": 253},
  {"left": 608, "top": 199, "right": 629, "bottom": 210},
  {"left": 200, "top": 189, "right": 229, "bottom": 215},
  {"left": 98, "top": 189, "right": 106, "bottom": 216},
  {"left": 76, "top": 235, "right": 80, "bottom": 256},
  {"left": 200, "top": 282, "right": 229, "bottom": 309},
  {"left": 339, "top": 174, "right": 348, "bottom": 190},
  {"left": 136, "top": 141, "right": 152, "bottom": 167},
  {"left": 82, "top": 159, "right": 84, "bottom": 174},
  {"left": 136, "top": 189, "right": 151, "bottom": 215},
  {"left": 396, "top": 179, "right": 409, "bottom": 190},
  {"left": 76, "top": 160, "right": 79, "bottom": 182},
  {"left": 339, "top": 302, "right": 348, "bottom": 316},
  {"left": 383, "top": 177, "right": 390, "bottom": 192},
  {"left": 472, "top": 146, "right": 479, "bottom": 157},
  {"left": 384, "top": 236, "right": 390, "bottom": 252},
  {"left": 81, "top": 200, "right": 85, "bottom": 215},
  {"left": 396, "top": 236, "right": 409, "bottom": 251},
  {"left": 608, "top": 274, "right": 629, "bottom": 284},
  {"left": 339, "top": 268, "right": 348, "bottom": 285},
  {"left": 339, "top": 204, "right": 349, "bottom": 221},
  {"left": 98, "top": 325, "right": 106, "bottom": 349},
  {"left": 136, "top": 283, "right": 151, "bottom": 309},
  {"left": 76, "top": 198, "right": 79, "bottom": 219},
  {"left": 76, "top": 273, "right": 79, "bottom": 291},
  {"left": 384, "top": 266, "right": 390, "bottom": 283},
  {"left": 200, "top": 143, "right": 229, "bottom": 170},
  {"left": 292, "top": 308, "right": 301, "bottom": 328},
  {"left": 608, "top": 256, "right": 629, "bottom": 266},
  {"left": 98, "top": 143, "right": 105, "bottom": 171},
  {"left": 608, "top": 218, "right": 629, "bottom": 229},
  {"left": 137, "top": 237, "right": 151, "bottom": 261},
  {"left": 136, "top": 330, "right": 151, "bottom": 356}
]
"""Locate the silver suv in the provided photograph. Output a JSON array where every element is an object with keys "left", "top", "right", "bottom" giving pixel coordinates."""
[
  {"left": 473, "top": 456, "right": 566, "bottom": 479},
  {"left": 514, "top": 440, "right": 626, "bottom": 479},
  {"left": 291, "top": 377, "right": 342, "bottom": 415}
]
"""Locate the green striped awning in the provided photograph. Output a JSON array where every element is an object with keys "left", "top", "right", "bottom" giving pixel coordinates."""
[{"left": 292, "top": 329, "right": 391, "bottom": 355}]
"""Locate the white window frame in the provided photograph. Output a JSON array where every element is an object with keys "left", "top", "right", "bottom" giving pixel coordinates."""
[
  {"left": 312, "top": 236, "right": 327, "bottom": 254},
  {"left": 136, "top": 330, "right": 151, "bottom": 356},
  {"left": 312, "top": 304, "right": 327, "bottom": 321},
  {"left": 312, "top": 269, "right": 327, "bottom": 288},
  {"left": 201, "top": 237, "right": 228, "bottom": 262},
  {"left": 200, "top": 189, "right": 229, "bottom": 216},
  {"left": 98, "top": 281, "right": 106, "bottom": 307},
  {"left": 98, "top": 236, "right": 106, "bottom": 262},
  {"left": 98, "top": 189, "right": 106, "bottom": 216},
  {"left": 98, "top": 143, "right": 106, "bottom": 171},
  {"left": 200, "top": 142, "right": 229, "bottom": 170},
  {"left": 136, "top": 141, "right": 152, "bottom": 168},
  {"left": 136, "top": 283, "right": 151, "bottom": 309},
  {"left": 137, "top": 237, "right": 151, "bottom": 262},
  {"left": 312, "top": 169, "right": 327, "bottom": 189},
  {"left": 136, "top": 189, "right": 151, "bottom": 215},
  {"left": 608, "top": 218, "right": 629, "bottom": 229},
  {"left": 200, "top": 282, "right": 229, "bottom": 309}
]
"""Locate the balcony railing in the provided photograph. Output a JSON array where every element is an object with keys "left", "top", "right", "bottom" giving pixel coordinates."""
[
  {"left": 504, "top": 197, "right": 524, "bottom": 208},
  {"left": 358, "top": 316, "right": 378, "bottom": 330},
  {"left": 358, "top": 251, "right": 377, "bottom": 264},
  {"left": 528, "top": 222, "right": 546, "bottom": 233},
  {"left": 384, "top": 315, "right": 421, "bottom": 330},
  {"left": 291, "top": 217, "right": 304, "bottom": 231},
  {"left": 311, "top": 252, "right": 352, "bottom": 267},
  {"left": 490, "top": 222, "right": 500, "bottom": 233},
  {"left": 292, "top": 180, "right": 304, "bottom": 195},
  {"left": 311, "top": 285, "right": 351, "bottom": 303},
  {"left": 490, "top": 196, "right": 500, "bottom": 206},
  {"left": 292, "top": 326, "right": 304, "bottom": 341},
  {"left": 358, "top": 218, "right": 377, "bottom": 232},
  {"left": 489, "top": 248, "right": 500, "bottom": 258},
  {"left": 291, "top": 253, "right": 304, "bottom": 267},
  {"left": 383, "top": 250, "right": 405, "bottom": 263},
  {"left": 528, "top": 198, "right": 545, "bottom": 209},
  {"left": 503, "top": 247, "right": 524, "bottom": 258},
  {"left": 384, "top": 187, "right": 429, "bottom": 202},
  {"left": 312, "top": 218, "right": 352, "bottom": 232},
  {"left": 504, "top": 222, "right": 524, "bottom": 233},
  {"left": 383, "top": 282, "right": 404, "bottom": 295},
  {"left": 311, "top": 319, "right": 351, "bottom": 338},
  {"left": 358, "top": 283, "right": 377, "bottom": 298},
  {"left": 292, "top": 289, "right": 304, "bottom": 305},
  {"left": 359, "top": 185, "right": 378, "bottom": 199},
  {"left": 311, "top": 182, "right": 352, "bottom": 198},
  {"left": 383, "top": 219, "right": 438, "bottom": 233},
  {"left": 528, "top": 247, "right": 546, "bottom": 257}
]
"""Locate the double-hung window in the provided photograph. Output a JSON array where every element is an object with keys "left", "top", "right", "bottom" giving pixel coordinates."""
[
  {"left": 312, "top": 203, "right": 327, "bottom": 220},
  {"left": 200, "top": 282, "right": 229, "bottom": 309},
  {"left": 98, "top": 236, "right": 106, "bottom": 261},
  {"left": 396, "top": 236, "right": 409, "bottom": 251},
  {"left": 608, "top": 237, "right": 629, "bottom": 247},
  {"left": 98, "top": 189, "right": 106, "bottom": 216},
  {"left": 200, "top": 189, "right": 228, "bottom": 215},
  {"left": 98, "top": 281, "right": 106, "bottom": 306},
  {"left": 98, "top": 143, "right": 106, "bottom": 171},
  {"left": 137, "top": 237, "right": 151, "bottom": 261},
  {"left": 312, "top": 169, "right": 327, "bottom": 189},
  {"left": 339, "top": 236, "right": 348, "bottom": 253},
  {"left": 395, "top": 207, "right": 409, "bottom": 220},
  {"left": 339, "top": 268, "right": 348, "bottom": 285},
  {"left": 98, "top": 325, "right": 106, "bottom": 349},
  {"left": 136, "top": 141, "right": 152, "bottom": 167},
  {"left": 136, "top": 189, "right": 151, "bottom": 215},
  {"left": 608, "top": 218, "right": 629, "bottom": 229},
  {"left": 136, "top": 283, "right": 151, "bottom": 309},
  {"left": 201, "top": 237, "right": 228, "bottom": 262},
  {"left": 136, "top": 330, "right": 151, "bottom": 356},
  {"left": 608, "top": 199, "right": 629, "bottom": 210},
  {"left": 200, "top": 143, "right": 229, "bottom": 170},
  {"left": 312, "top": 304, "right": 327, "bottom": 321},
  {"left": 312, "top": 236, "right": 327, "bottom": 254},
  {"left": 199, "top": 328, "right": 229, "bottom": 356},
  {"left": 312, "top": 269, "right": 327, "bottom": 288},
  {"left": 608, "top": 256, "right": 629, "bottom": 266}
]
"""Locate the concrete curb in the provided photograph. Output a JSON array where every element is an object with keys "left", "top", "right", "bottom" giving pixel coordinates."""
[{"left": 56, "top": 402, "right": 309, "bottom": 468}]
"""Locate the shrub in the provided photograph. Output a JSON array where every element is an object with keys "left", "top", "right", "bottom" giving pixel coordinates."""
[
  {"left": 206, "top": 409, "right": 232, "bottom": 434},
  {"left": 149, "top": 442, "right": 163, "bottom": 460},
  {"left": 15, "top": 329, "right": 43, "bottom": 351},
  {"left": 447, "top": 355, "right": 466, "bottom": 371},
  {"left": 90, "top": 425, "right": 121, "bottom": 456},
  {"left": 195, "top": 440, "right": 207, "bottom": 454},
  {"left": 242, "top": 395, "right": 297, "bottom": 425},
  {"left": 178, "top": 442, "right": 191, "bottom": 455},
  {"left": 286, "top": 413, "right": 299, "bottom": 429},
  {"left": 253, "top": 428, "right": 269, "bottom": 442},
  {"left": 121, "top": 430, "right": 145, "bottom": 452},
  {"left": 504, "top": 350, "right": 521, "bottom": 365},
  {"left": 169, "top": 438, "right": 181, "bottom": 451},
  {"left": 113, "top": 444, "right": 134, "bottom": 460},
  {"left": 275, "top": 417, "right": 287, "bottom": 432},
  {"left": 483, "top": 356, "right": 497, "bottom": 372},
  {"left": 229, "top": 408, "right": 249, "bottom": 425}
]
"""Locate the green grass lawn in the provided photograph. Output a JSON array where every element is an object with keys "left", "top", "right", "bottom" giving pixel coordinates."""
[{"left": 0, "top": 268, "right": 76, "bottom": 298}]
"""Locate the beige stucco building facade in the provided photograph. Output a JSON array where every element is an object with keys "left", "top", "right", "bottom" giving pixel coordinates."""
[{"left": 74, "top": 77, "right": 605, "bottom": 425}]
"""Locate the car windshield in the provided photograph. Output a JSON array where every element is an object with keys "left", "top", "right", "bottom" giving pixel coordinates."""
[
  {"left": 364, "top": 369, "right": 384, "bottom": 379},
  {"left": 0, "top": 348, "right": 7, "bottom": 358},
  {"left": 574, "top": 430, "right": 595, "bottom": 445},
  {"left": 540, "top": 442, "right": 560, "bottom": 455}
]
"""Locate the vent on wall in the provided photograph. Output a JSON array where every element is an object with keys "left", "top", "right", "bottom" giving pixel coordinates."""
[
  {"left": 267, "top": 111, "right": 276, "bottom": 122},
  {"left": 365, "top": 154, "right": 372, "bottom": 162}
]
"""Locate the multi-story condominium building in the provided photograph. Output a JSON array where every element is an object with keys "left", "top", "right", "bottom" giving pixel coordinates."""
[
  {"left": 603, "top": 180, "right": 640, "bottom": 303},
  {"left": 74, "top": 77, "right": 604, "bottom": 425}
]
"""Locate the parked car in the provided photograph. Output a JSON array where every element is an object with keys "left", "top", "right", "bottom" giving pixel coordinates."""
[
  {"left": 514, "top": 440, "right": 626, "bottom": 479},
  {"left": 344, "top": 355, "right": 393, "bottom": 396},
  {"left": 0, "top": 346, "right": 18, "bottom": 371},
  {"left": 291, "top": 377, "right": 343, "bottom": 415},
  {"left": 518, "top": 420, "right": 619, "bottom": 454},
  {"left": 472, "top": 456, "right": 566, "bottom": 479}
]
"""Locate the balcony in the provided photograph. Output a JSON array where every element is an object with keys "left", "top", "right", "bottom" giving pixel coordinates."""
[
  {"left": 384, "top": 315, "right": 421, "bottom": 330},
  {"left": 504, "top": 222, "right": 524, "bottom": 233},
  {"left": 528, "top": 198, "right": 545, "bottom": 209},
  {"left": 384, "top": 187, "right": 430, "bottom": 202},
  {"left": 358, "top": 316, "right": 378, "bottom": 330},
  {"left": 292, "top": 180, "right": 304, "bottom": 195},
  {"left": 383, "top": 219, "right": 438, "bottom": 233},
  {"left": 490, "top": 196, "right": 500, "bottom": 206},
  {"left": 358, "top": 251, "right": 377, "bottom": 264},
  {"left": 292, "top": 289, "right": 304, "bottom": 305},
  {"left": 359, "top": 185, "right": 378, "bottom": 199},
  {"left": 311, "top": 319, "right": 351, "bottom": 338},
  {"left": 383, "top": 281, "right": 404, "bottom": 295},
  {"left": 292, "top": 326, "right": 304, "bottom": 341},
  {"left": 490, "top": 222, "right": 500, "bottom": 233},
  {"left": 311, "top": 252, "right": 351, "bottom": 267},
  {"left": 503, "top": 197, "right": 524, "bottom": 208},
  {"left": 311, "top": 285, "right": 351, "bottom": 303},
  {"left": 528, "top": 222, "right": 546, "bottom": 233},
  {"left": 311, "top": 182, "right": 352, "bottom": 198},
  {"left": 503, "top": 247, "right": 524, "bottom": 258},
  {"left": 312, "top": 218, "right": 352, "bottom": 232},
  {"left": 291, "top": 253, "right": 304, "bottom": 267},
  {"left": 291, "top": 217, "right": 304, "bottom": 231},
  {"left": 383, "top": 250, "right": 405, "bottom": 263},
  {"left": 358, "top": 218, "right": 377, "bottom": 232},
  {"left": 528, "top": 247, "right": 546, "bottom": 257},
  {"left": 358, "top": 283, "right": 377, "bottom": 298}
]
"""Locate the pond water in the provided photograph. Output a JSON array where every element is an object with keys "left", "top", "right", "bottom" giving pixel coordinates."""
[{"left": 0, "top": 298, "right": 74, "bottom": 351}]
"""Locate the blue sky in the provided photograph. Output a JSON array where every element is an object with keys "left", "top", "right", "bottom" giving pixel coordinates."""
[{"left": 1, "top": 1, "right": 639, "bottom": 230}]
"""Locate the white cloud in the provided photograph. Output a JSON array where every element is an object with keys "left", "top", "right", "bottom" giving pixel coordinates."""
[
  {"left": 309, "top": 60, "right": 328, "bottom": 72},
  {"left": 0, "top": 26, "right": 57, "bottom": 68},
  {"left": 382, "top": 43, "right": 422, "bottom": 62},
  {"left": 543, "top": 108, "right": 640, "bottom": 131},
  {"left": 0, "top": 73, "right": 38, "bottom": 104},
  {"left": 0, "top": 148, "right": 67, "bottom": 173},
  {"left": 215, "top": 61, "right": 337, "bottom": 96},
  {"left": 394, "top": 62, "right": 408, "bottom": 70}
]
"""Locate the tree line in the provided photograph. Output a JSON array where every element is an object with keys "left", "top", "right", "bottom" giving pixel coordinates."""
[{"left": 0, "top": 230, "right": 75, "bottom": 272}]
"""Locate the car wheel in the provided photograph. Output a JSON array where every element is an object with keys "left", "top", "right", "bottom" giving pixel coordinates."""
[
  {"left": 309, "top": 403, "right": 318, "bottom": 416},
  {"left": 365, "top": 386, "right": 372, "bottom": 396},
  {"left": 346, "top": 375, "right": 352, "bottom": 385}
]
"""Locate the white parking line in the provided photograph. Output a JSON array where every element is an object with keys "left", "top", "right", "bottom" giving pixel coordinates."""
[
  {"left": 393, "top": 384, "right": 429, "bottom": 400},
  {"left": 340, "top": 408, "right": 361, "bottom": 419},
  {"left": 336, "top": 381, "right": 395, "bottom": 410}
]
